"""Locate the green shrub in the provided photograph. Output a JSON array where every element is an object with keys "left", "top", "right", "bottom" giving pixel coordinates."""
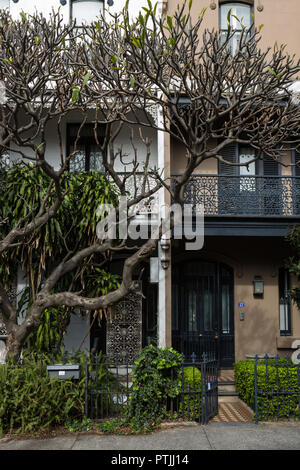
[
  {"left": 97, "top": 418, "right": 124, "bottom": 434},
  {"left": 65, "top": 418, "right": 93, "bottom": 432},
  {"left": 0, "top": 351, "right": 110, "bottom": 435},
  {"left": 125, "top": 345, "right": 182, "bottom": 432},
  {"left": 234, "top": 360, "right": 300, "bottom": 421},
  {"left": 178, "top": 366, "right": 202, "bottom": 421}
]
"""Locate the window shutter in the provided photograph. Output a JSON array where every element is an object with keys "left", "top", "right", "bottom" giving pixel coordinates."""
[
  {"left": 263, "top": 155, "right": 280, "bottom": 176},
  {"left": 295, "top": 151, "right": 300, "bottom": 176},
  {"left": 218, "top": 142, "right": 237, "bottom": 175}
]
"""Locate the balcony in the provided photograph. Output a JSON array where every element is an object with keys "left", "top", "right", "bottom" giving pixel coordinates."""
[
  {"left": 172, "top": 175, "right": 300, "bottom": 218},
  {"left": 171, "top": 175, "right": 300, "bottom": 237}
]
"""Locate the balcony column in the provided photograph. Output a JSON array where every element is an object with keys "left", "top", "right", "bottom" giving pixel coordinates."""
[{"left": 157, "top": 106, "right": 172, "bottom": 348}]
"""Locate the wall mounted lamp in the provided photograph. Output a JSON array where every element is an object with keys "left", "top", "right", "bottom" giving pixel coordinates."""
[
  {"left": 253, "top": 276, "right": 264, "bottom": 296},
  {"left": 160, "top": 238, "right": 170, "bottom": 251},
  {"left": 161, "top": 259, "right": 169, "bottom": 270},
  {"left": 257, "top": 1, "right": 264, "bottom": 12}
]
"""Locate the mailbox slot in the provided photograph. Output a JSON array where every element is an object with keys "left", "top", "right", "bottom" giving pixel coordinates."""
[{"left": 47, "top": 364, "right": 80, "bottom": 380}]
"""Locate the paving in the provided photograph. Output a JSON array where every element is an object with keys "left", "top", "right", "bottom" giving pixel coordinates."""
[
  {"left": 0, "top": 422, "right": 300, "bottom": 451},
  {"left": 210, "top": 401, "right": 253, "bottom": 423}
]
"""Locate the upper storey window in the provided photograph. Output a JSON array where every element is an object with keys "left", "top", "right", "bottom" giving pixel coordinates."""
[
  {"left": 220, "top": 2, "right": 252, "bottom": 55},
  {"left": 71, "top": 0, "right": 104, "bottom": 25}
]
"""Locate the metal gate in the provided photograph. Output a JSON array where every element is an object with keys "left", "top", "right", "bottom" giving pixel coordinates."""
[{"left": 169, "top": 353, "right": 218, "bottom": 425}]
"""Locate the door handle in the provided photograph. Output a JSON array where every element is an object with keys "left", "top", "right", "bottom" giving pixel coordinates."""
[{"left": 215, "top": 335, "right": 219, "bottom": 339}]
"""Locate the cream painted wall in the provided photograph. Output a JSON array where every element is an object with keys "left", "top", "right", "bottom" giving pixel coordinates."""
[
  {"left": 189, "top": 236, "right": 300, "bottom": 362},
  {"left": 167, "top": 1, "right": 300, "bottom": 59}
]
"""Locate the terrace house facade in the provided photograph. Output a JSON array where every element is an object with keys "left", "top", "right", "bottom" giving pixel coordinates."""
[{"left": 0, "top": 0, "right": 300, "bottom": 368}]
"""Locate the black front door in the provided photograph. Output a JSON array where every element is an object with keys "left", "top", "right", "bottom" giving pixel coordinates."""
[{"left": 172, "top": 261, "right": 234, "bottom": 367}]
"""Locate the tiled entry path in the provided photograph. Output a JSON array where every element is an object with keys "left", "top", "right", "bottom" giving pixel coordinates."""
[
  {"left": 209, "top": 369, "right": 254, "bottom": 423},
  {"left": 210, "top": 402, "right": 253, "bottom": 423}
]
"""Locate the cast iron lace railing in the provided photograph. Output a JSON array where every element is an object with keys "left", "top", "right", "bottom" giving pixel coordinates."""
[{"left": 172, "top": 174, "right": 300, "bottom": 217}]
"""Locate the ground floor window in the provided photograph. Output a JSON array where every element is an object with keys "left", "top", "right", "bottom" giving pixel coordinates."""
[
  {"left": 279, "top": 268, "right": 291, "bottom": 336},
  {"left": 67, "top": 123, "right": 105, "bottom": 173}
]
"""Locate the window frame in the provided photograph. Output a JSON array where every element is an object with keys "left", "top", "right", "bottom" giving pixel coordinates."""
[
  {"left": 219, "top": 1, "right": 254, "bottom": 55},
  {"left": 66, "top": 122, "right": 105, "bottom": 173},
  {"left": 218, "top": 142, "right": 259, "bottom": 176},
  {"left": 292, "top": 149, "right": 300, "bottom": 177},
  {"left": 279, "top": 267, "right": 292, "bottom": 336}
]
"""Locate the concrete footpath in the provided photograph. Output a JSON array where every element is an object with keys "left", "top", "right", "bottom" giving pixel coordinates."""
[{"left": 0, "top": 422, "right": 300, "bottom": 451}]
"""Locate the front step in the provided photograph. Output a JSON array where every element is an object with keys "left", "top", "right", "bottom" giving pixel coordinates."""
[{"left": 218, "top": 369, "right": 239, "bottom": 403}]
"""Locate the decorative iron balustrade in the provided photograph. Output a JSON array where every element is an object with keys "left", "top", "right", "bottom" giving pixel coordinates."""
[
  {"left": 172, "top": 174, "right": 300, "bottom": 217},
  {"left": 111, "top": 172, "right": 159, "bottom": 215}
]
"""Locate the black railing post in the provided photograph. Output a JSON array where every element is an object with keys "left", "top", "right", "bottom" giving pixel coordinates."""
[
  {"left": 201, "top": 352, "right": 207, "bottom": 425},
  {"left": 84, "top": 359, "right": 89, "bottom": 420},
  {"left": 181, "top": 354, "right": 185, "bottom": 421},
  {"left": 254, "top": 355, "right": 258, "bottom": 424}
]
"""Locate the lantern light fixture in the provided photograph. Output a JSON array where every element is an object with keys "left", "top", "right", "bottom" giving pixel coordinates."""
[{"left": 253, "top": 276, "right": 264, "bottom": 296}]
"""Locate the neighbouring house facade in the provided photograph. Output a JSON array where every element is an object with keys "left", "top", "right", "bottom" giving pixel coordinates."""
[{"left": 0, "top": 0, "right": 300, "bottom": 367}]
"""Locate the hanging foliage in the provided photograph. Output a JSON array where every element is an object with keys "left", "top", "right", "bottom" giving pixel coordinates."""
[{"left": 0, "top": 163, "right": 121, "bottom": 353}]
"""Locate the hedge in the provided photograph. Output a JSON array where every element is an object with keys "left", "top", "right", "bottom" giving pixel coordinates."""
[
  {"left": 234, "top": 360, "right": 300, "bottom": 421},
  {"left": 178, "top": 366, "right": 202, "bottom": 421}
]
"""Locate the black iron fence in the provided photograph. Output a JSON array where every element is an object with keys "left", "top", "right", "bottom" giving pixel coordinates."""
[
  {"left": 84, "top": 352, "right": 218, "bottom": 425},
  {"left": 254, "top": 354, "right": 300, "bottom": 424}
]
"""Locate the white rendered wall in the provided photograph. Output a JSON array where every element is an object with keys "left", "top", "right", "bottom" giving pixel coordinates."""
[
  {"left": 0, "top": 0, "right": 9, "bottom": 10},
  {"left": 7, "top": 0, "right": 164, "bottom": 23},
  {"left": 9, "top": 111, "right": 158, "bottom": 172},
  {"left": 9, "top": 0, "right": 70, "bottom": 21}
]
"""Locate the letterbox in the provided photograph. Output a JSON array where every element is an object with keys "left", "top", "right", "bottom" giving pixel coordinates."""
[{"left": 46, "top": 364, "right": 80, "bottom": 380}]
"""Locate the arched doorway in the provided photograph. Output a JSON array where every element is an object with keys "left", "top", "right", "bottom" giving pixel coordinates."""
[{"left": 172, "top": 260, "right": 234, "bottom": 367}]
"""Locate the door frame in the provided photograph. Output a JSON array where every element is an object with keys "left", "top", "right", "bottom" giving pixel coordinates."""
[{"left": 172, "top": 259, "right": 235, "bottom": 367}]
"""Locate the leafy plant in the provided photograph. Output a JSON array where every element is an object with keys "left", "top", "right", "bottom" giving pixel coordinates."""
[
  {"left": 125, "top": 345, "right": 182, "bottom": 432},
  {"left": 0, "top": 163, "right": 121, "bottom": 355},
  {"left": 97, "top": 418, "right": 124, "bottom": 434},
  {"left": 65, "top": 418, "right": 93, "bottom": 432},
  {"left": 0, "top": 351, "right": 110, "bottom": 434}
]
